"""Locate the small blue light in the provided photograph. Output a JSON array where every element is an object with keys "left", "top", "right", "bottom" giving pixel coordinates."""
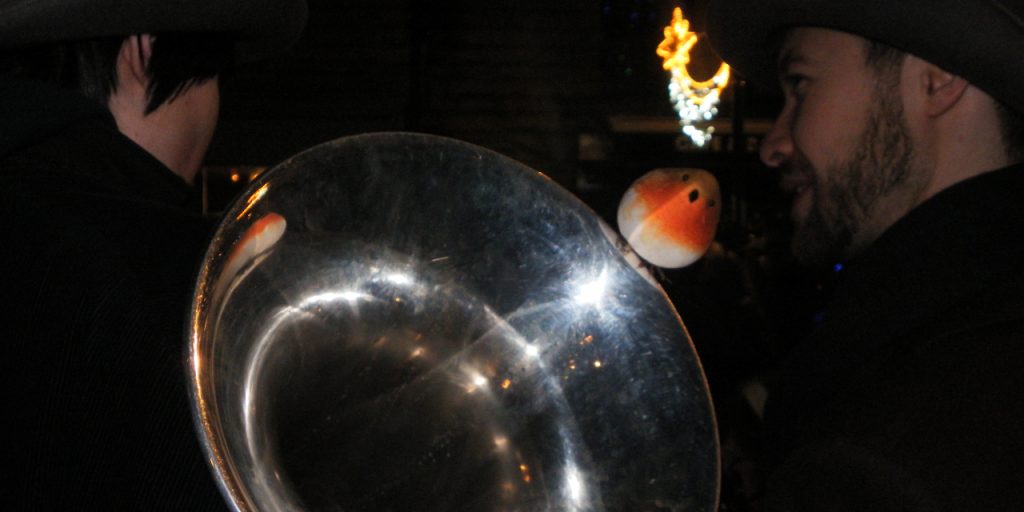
[{"left": 833, "top": 263, "right": 844, "bottom": 272}]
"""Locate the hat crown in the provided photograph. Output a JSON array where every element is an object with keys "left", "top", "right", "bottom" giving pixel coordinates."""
[
  {"left": 0, "top": 0, "right": 308, "bottom": 60},
  {"left": 706, "top": 0, "right": 1024, "bottom": 113}
]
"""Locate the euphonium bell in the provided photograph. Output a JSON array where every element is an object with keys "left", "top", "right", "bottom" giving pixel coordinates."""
[{"left": 187, "top": 132, "right": 719, "bottom": 511}]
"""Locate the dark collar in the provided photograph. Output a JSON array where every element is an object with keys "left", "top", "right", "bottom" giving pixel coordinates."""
[
  {"left": 830, "top": 163, "right": 1024, "bottom": 338},
  {"left": 765, "top": 163, "right": 1024, "bottom": 438},
  {"left": 0, "top": 76, "right": 110, "bottom": 157}
]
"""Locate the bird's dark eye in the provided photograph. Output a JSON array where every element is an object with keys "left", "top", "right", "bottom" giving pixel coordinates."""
[
  {"left": 682, "top": 174, "right": 690, "bottom": 182},
  {"left": 689, "top": 190, "right": 699, "bottom": 203}
]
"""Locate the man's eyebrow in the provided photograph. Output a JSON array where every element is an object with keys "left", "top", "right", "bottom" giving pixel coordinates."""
[{"left": 776, "top": 48, "right": 809, "bottom": 74}]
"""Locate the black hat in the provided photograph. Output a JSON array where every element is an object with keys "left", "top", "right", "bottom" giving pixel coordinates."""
[
  {"left": 705, "top": 0, "right": 1024, "bottom": 113},
  {"left": 0, "top": 0, "right": 308, "bottom": 61}
]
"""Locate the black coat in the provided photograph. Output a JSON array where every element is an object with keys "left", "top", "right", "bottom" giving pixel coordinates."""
[
  {"left": 761, "top": 165, "right": 1024, "bottom": 511},
  {"left": 2, "top": 78, "right": 226, "bottom": 509}
]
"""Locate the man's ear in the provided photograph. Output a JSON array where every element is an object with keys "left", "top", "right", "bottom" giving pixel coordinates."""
[
  {"left": 119, "top": 34, "right": 154, "bottom": 88},
  {"left": 921, "top": 64, "right": 969, "bottom": 117}
]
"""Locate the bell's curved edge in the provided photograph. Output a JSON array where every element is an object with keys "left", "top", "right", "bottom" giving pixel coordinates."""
[{"left": 185, "top": 131, "right": 721, "bottom": 511}]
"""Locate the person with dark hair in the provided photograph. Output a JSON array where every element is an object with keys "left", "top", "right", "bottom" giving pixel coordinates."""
[
  {"left": 0, "top": 0, "right": 306, "bottom": 509},
  {"left": 704, "top": 0, "right": 1024, "bottom": 510}
]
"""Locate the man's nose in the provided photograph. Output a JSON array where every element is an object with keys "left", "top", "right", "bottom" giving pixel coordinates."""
[{"left": 759, "top": 112, "right": 793, "bottom": 168}]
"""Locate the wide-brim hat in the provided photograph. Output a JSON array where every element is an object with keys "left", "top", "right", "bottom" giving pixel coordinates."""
[
  {"left": 705, "top": 0, "right": 1024, "bottom": 114},
  {"left": 0, "top": 0, "right": 308, "bottom": 61}
]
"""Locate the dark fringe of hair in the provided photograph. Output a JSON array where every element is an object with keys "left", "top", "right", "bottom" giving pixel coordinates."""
[
  {"left": 1, "top": 32, "right": 234, "bottom": 114},
  {"left": 143, "top": 33, "right": 234, "bottom": 113},
  {"left": 863, "top": 40, "right": 905, "bottom": 73}
]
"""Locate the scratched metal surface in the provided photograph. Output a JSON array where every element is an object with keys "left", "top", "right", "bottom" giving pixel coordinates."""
[{"left": 188, "top": 132, "right": 719, "bottom": 512}]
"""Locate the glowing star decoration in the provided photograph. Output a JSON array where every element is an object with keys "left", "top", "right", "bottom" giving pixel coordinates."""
[
  {"left": 657, "top": 6, "right": 731, "bottom": 147},
  {"left": 617, "top": 168, "right": 721, "bottom": 269}
]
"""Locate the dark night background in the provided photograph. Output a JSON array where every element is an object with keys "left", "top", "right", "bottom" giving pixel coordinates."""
[
  {"left": 203, "top": 2, "right": 831, "bottom": 504},
  {"left": 207, "top": 0, "right": 782, "bottom": 197}
]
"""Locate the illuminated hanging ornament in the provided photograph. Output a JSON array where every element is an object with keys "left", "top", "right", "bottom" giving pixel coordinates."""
[{"left": 657, "top": 7, "right": 730, "bottom": 147}]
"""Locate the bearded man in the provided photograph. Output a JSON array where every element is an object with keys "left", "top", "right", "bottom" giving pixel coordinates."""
[
  {"left": 706, "top": 0, "right": 1024, "bottom": 510},
  {"left": 1, "top": 0, "right": 306, "bottom": 509}
]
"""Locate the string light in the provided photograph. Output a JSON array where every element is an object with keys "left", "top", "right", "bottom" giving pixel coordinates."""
[{"left": 657, "top": 7, "right": 730, "bottom": 147}]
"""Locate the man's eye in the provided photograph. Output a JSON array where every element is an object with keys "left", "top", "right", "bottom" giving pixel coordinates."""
[{"left": 783, "top": 74, "right": 808, "bottom": 97}]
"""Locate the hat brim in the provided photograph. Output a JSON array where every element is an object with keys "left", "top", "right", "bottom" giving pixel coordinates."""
[
  {"left": 705, "top": 0, "right": 1024, "bottom": 113},
  {"left": 0, "top": 0, "right": 308, "bottom": 62}
]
